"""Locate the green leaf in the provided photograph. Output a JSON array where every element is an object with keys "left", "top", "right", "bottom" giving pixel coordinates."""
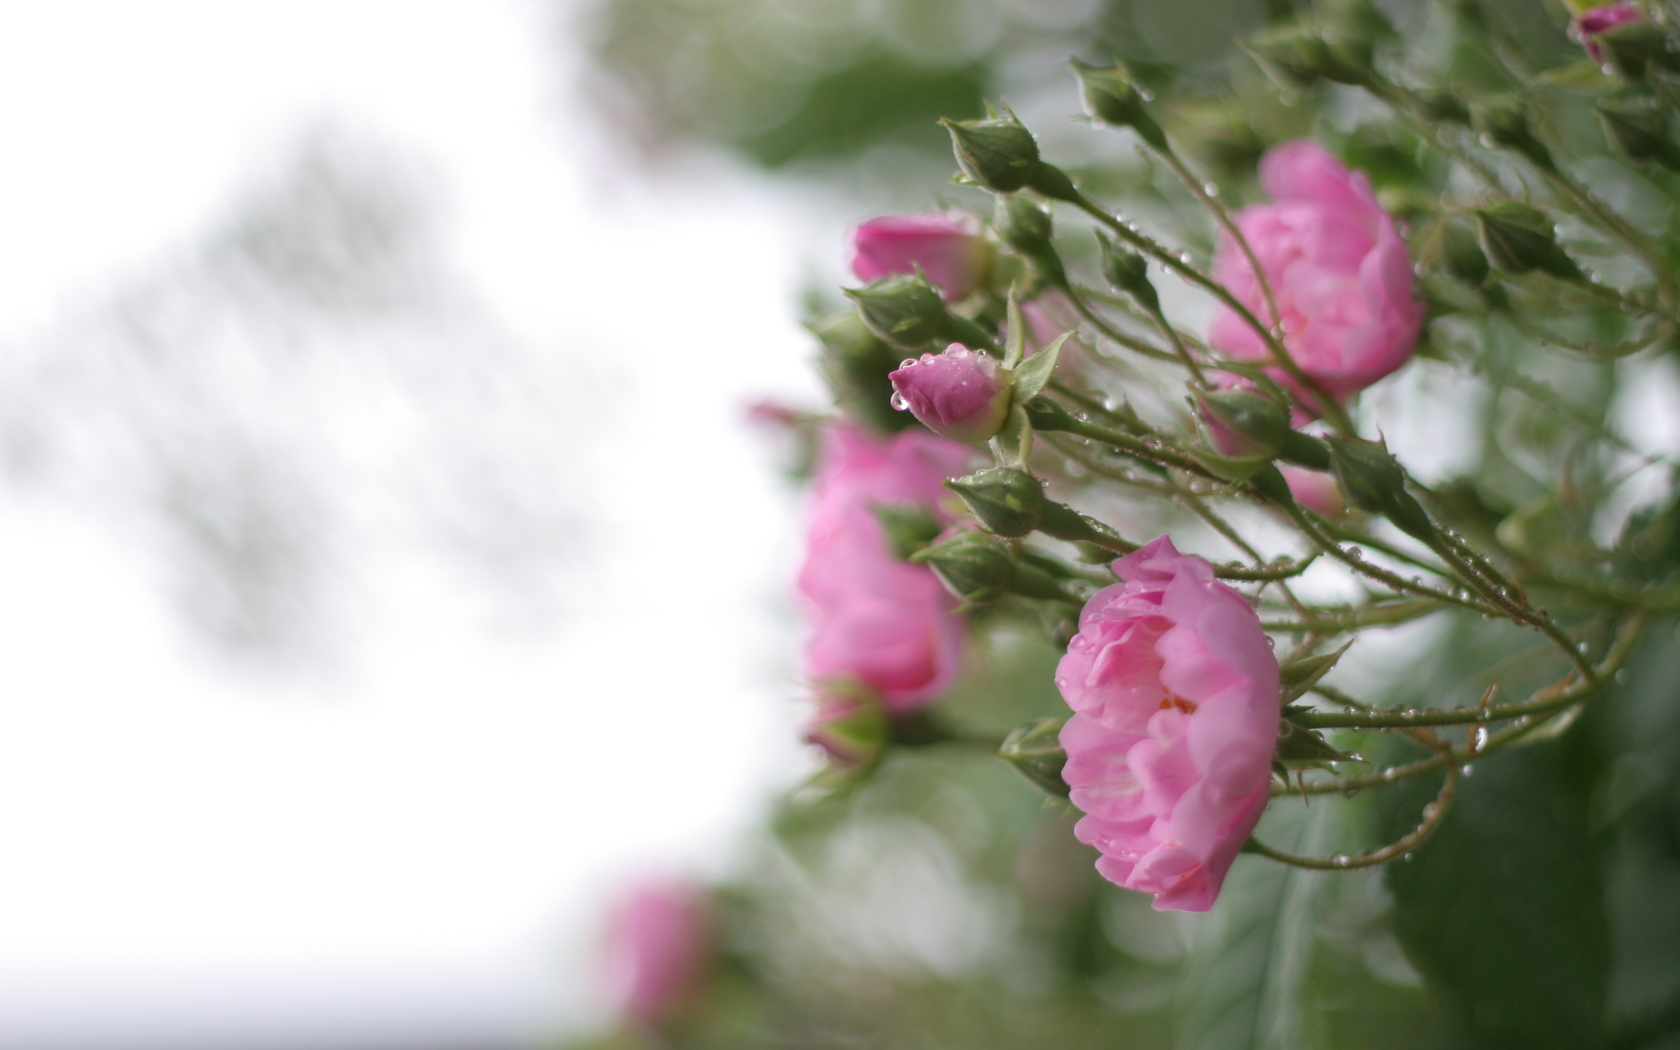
[
  {"left": 1176, "top": 802, "right": 1336, "bottom": 1050},
  {"left": 1003, "top": 285, "right": 1027, "bottom": 370},
  {"left": 1381, "top": 744, "right": 1608, "bottom": 1050},
  {"left": 1010, "top": 331, "right": 1071, "bottom": 404},
  {"left": 989, "top": 403, "right": 1033, "bottom": 468}
]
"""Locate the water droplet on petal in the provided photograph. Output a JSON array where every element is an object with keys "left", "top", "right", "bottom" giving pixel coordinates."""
[{"left": 890, "top": 393, "right": 910, "bottom": 411}]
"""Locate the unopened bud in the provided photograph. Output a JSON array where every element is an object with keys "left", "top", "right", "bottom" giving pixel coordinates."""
[
  {"left": 1098, "top": 234, "right": 1160, "bottom": 314},
  {"left": 846, "top": 272, "right": 950, "bottom": 349},
  {"left": 912, "top": 530, "right": 1016, "bottom": 605},
  {"left": 1244, "top": 23, "right": 1371, "bottom": 88},
  {"left": 888, "top": 344, "right": 1013, "bottom": 443},
  {"left": 872, "top": 503, "right": 944, "bottom": 559},
  {"left": 1579, "top": 8, "right": 1680, "bottom": 78},
  {"left": 1069, "top": 59, "right": 1167, "bottom": 150},
  {"left": 941, "top": 113, "right": 1041, "bottom": 193},
  {"left": 809, "top": 311, "right": 915, "bottom": 434},
  {"left": 1473, "top": 98, "right": 1554, "bottom": 169},
  {"left": 1599, "top": 100, "right": 1680, "bottom": 170},
  {"left": 996, "top": 717, "right": 1070, "bottom": 797},
  {"left": 945, "top": 467, "right": 1044, "bottom": 537},
  {"left": 805, "top": 691, "right": 888, "bottom": 771},
  {"left": 996, "top": 196, "right": 1067, "bottom": 288},
  {"left": 1326, "top": 436, "right": 1435, "bottom": 540},
  {"left": 1197, "top": 388, "right": 1292, "bottom": 460},
  {"left": 1475, "top": 203, "right": 1584, "bottom": 281}
]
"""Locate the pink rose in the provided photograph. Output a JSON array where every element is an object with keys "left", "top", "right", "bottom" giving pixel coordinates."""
[
  {"left": 1056, "top": 536, "right": 1281, "bottom": 911},
  {"left": 1577, "top": 2, "right": 1644, "bottom": 61},
  {"left": 606, "top": 881, "right": 711, "bottom": 1025},
  {"left": 888, "top": 344, "right": 1012, "bottom": 443},
  {"left": 1208, "top": 141, "right": 1424, "bottom": 406},
  {"left": 798, "top": 423, "right": 973, "bottom": 709},
  {"left": 849, "top": 212, "right": 989, "bottom": 301}
]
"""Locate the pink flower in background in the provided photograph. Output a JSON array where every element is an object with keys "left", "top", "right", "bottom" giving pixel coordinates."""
[
  {"left": 1056, "top": 536, "right": 1280, "bottom": 911},
  {"left": 799, "top": 423, "right": 972, "bottom": 708},
  {"left": 888, "top": 344, "right": 1012, "bottom": 443},
  {"left": 607, "top": 882, "right": 711, "bottom": 1025},
  {"left": 1208, "top": 141, "right": 1424, "bottom": 407},
  {"left": 1577, "top": 2, "right": 1644, "bottom": 60},
  {"left": 850, "top": 212, "right": 989, "bottom": 301}
]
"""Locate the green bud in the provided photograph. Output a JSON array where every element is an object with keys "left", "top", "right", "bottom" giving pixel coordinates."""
[
  {"left": 1598, "top": 100, "right": 1680, "bottom": 170},
  {"left": 1244, "top": 23, "right": 1371, "bottom": 88},
  {"left": 945, "top": 467, "right": 1045, "bottom": 537},
  {"left": 872, "top": 503, "right": 944, "bottom": 559},
  {"left": 806, "top": 690, "right": 889, "bottom": 773},
  {"left": 1197, "top": 388, "right": 1292, "bottom": 460},
  {"left": 1277, "top": 429, "right": 1333, "bottom": 471},
  {"left": 941, "top": 113, "right": 1041, "bottom": 194},
  {"left": 1411, "top": 88, "right": 1470, "bottom": 126},
  {"left": 996, "top": 195, "right": 1067, "bottom": 288},
  {"left": 846, "top": 272, "right": 948, "bottom": 349},
  {"left": 912, "top": 530, "right": 1016, "bottom": 605},
  {"left": 1596, "top": 21, "right": 1680, "bottom": 80},
  {"left": 1472, "top": 98, "right": 1554, "bottom": 169},
  {"left": 1326, "top": 436, "right": 1435, "bottom": 540},
  {"left": 1021, "top": 395, "right": 1078, "bottom": 432},
  {"left": 809, "top": 311, "right": 915, "bottom": 434},
  {"left": 1098, "top": 233, "right": 1160, "bottom": 315},
  {"left": 1475, "top": 203, "right": 1584, "bottom": 282},
  {"left": 996, "top": 717, "right": 1070, "bottom": 797},
  {"left": 1068, "top": 59, "right": 1168, "bottom": 150}
]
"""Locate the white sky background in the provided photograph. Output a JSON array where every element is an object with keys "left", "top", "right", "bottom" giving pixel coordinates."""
[{"left": 0, "top": 2, "right": 833, "bottom": 1046}]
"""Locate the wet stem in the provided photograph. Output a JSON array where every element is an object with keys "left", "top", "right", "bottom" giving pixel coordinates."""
[{"left": 1064, "top": 188, "right": 1356, "bottom": 435}]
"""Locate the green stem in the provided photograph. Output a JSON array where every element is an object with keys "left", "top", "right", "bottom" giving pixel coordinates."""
[
  {"left": 1250, "top": 762, "right": 1457, "bottom": 870},
  {"left": 1066, "top": 189, "right": 1356, "bottom": 434}
]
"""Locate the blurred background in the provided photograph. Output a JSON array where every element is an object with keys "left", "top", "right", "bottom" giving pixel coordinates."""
[{"left": 10, "top": 0, "right": 1676, "bottom": 1048}]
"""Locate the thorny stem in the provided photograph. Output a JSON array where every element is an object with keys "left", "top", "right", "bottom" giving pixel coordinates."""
[
  {"left": 1274, "top": 615, "right": 1644, "bottom": 792},
  {"left": 1154, "top": 141, "right": 1283, "bottom": 352},
  {"left": 1259, "top": 599, "right": 1441, "bottom": 634},
  {"left": 1247, "top": 761, "right": 1457, "bottom": 870},
  {"left": 1065, "top": 189, "right": 1356, "bottom": 435},
  {"left": 1060, "top": 415, "right": 1215, "bottom": 478},
  {"left": 1060, "top": 284, "right": 1181, "bottom": 364}
]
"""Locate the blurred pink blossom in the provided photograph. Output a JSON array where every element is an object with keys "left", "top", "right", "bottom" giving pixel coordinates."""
[
  {"left": 888, "top": 344, "right": 1011, "bottom": 443},
  {"left": 607, "top": 881, "right": 711, "bottom": 1025},
  {"left": 799, "top": 423, "right": 972, "bottom": 709},
  {"left": 1576, "top": 2, "right": 1643, "bottom": 61},
  {"left": 1208, "top": 141, "right": 1424, "bottom": 407},
  {"left": 849, "top": 212, "right": 989, "bottom": 301},
  {"left": 1056, "top": 536, "right": 1280, "bottom": 911}
]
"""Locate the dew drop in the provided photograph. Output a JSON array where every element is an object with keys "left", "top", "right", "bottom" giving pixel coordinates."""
[
  {"left": 900, "top": 359, "right": 917, "bottom": 369},
  {"left": 1473, "top": 727, "right": 1489, "bottom": 751},
  {"left": 890, "top": 392, "right": 910, "bottom": 411},
  {"left": 1348, "top": 547, "right": 1364, "bottom": 560},
  {"left": 1203, "top": 182, "right": 1220, "bottom": 198},
  {"left": 1460, "top": 764, "right": 1474, "bottom": 776},
  {"left": 1615, "top": 668, "right": 1628, "bottom": 683},
  {"left": 1401, "top": 852, "right": 1414, "bottom": 862},
  {"left": 1330, "top": 853, "right": 1351, "bottom": 868}
]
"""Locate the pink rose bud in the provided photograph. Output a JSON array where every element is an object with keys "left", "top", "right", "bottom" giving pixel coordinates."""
[
  {"left": 1577, "top": 2, "right": 1644, "bottom": 61},
  {"left": 1282, "top": 465, "right": 1346, "bottom": 519},
  {"left": 1208, "top": 141, "right": 1425, "bottom": 407},
  {"left": 888, "top": 343, "right": 1013, "bottom": 444},
  {"left": 1056, "top": 536, "right": 1281, "bottom": 912},
  {"left": 804, "top": 690, "right": 889, "bottom": 769},
  {"left": 606, "top": 881, "right": 711, "bottom": 1026},
  {"left": 798, "top": 423, "right": 973, "bottom": 709},
  {"left": 850, "top": 212, "right": 989, "bottom": 302}
]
